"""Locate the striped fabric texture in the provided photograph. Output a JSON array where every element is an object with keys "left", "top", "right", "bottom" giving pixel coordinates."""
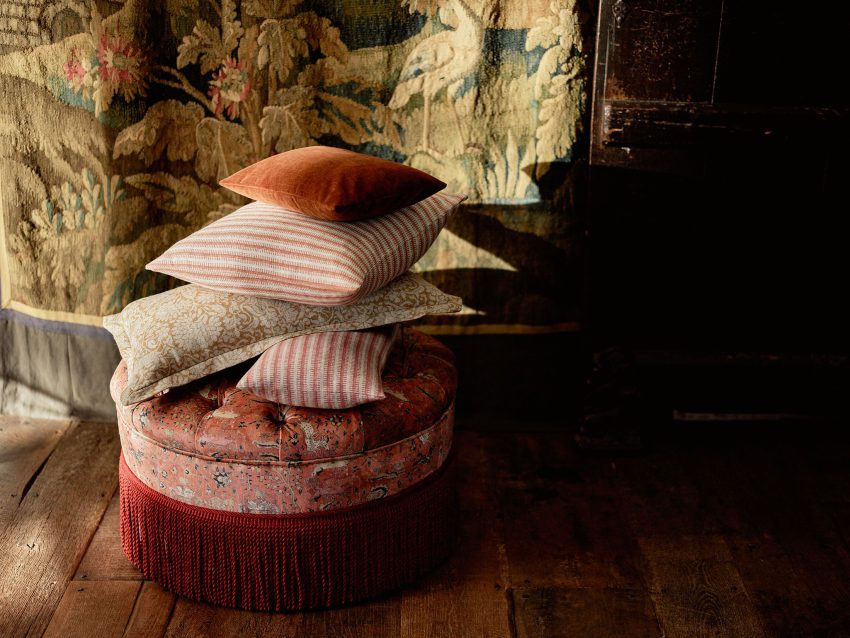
[
  {"left": 146, "top": 192, "right": 466, "bottom": 306},
  {"left": 238, "top": 325, "right": 400, "bottom": 409}
]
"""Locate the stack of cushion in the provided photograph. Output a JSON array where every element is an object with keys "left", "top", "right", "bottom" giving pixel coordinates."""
[{"left": 104, "top": 146, "right": 465, "bottom": 610}]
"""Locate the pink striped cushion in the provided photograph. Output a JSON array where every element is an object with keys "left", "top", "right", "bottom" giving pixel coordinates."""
[
  {"left": 146, "top": 192, "right": 466, "bottom": 306},
  {"left": 238, "top": 325, "right": 400, "bottom": 409}
]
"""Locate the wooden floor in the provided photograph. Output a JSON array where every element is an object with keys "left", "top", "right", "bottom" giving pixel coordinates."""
[{"left": 1, "top": 416, "right": 850, "bottom": 637}]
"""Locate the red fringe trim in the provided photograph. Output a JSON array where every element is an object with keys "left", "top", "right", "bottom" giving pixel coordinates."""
[{"left": 119, "top": 452, "right": 456, "bottom": 611}]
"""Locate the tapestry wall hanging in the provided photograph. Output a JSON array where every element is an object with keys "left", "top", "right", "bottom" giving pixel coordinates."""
[{"left": 0, "top": 0, "right": 586, "bottom": 417}]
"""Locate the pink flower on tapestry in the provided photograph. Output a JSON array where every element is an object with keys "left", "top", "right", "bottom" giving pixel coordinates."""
[
  {"left": 64, "top": 51, "right": 87, "bottom": 90},
  {"left": 64, "top": 48, "right": 100, "bottom": 101},
  {"left": 209, "top": 57, "right": 252, "bottom": 120},
  {"left": 97, "top": 33, "right": 148, "bottom": 102}
]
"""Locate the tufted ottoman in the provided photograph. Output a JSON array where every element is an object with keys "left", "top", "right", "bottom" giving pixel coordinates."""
[{"left": 111, "top": 328, "right": 457, "bottom": 611}]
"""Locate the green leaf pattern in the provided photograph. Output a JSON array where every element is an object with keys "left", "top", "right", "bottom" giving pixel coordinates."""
[{"left": 1, "top": 0, "right": 584, "bottom": 320}]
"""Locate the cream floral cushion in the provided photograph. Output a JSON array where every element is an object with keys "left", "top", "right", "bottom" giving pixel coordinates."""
[{"left": 103, "top": 274, "right": 460, "bottom": 405}]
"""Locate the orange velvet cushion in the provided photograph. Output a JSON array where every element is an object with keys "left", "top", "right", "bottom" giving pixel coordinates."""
[{"left": 220, "top": 146, "right": 447, "bottom": 221}]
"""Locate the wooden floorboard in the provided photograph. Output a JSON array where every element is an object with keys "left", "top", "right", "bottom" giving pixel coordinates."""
[
  {"left": 163, "top": 595, "right": 402, "bottom": 638},
  {"left": 399, "top": 432, "right": 513, "bottom": 638},
  {"left": 0, "top": 417, "right": 71, "bottom": 533},
  {"left": 163, "top": 599, "right": 265, "bottom": 638},
  {"left": 489, "top": 432, "right": 646, "bottom": 590},
  {"left": 2, "top": 417, "right": 850, "bottom": 636},
  {"left": 123, "top": 582, "right": 176, "bottom": 638},
  {"left": 294, "top": 598, "right": 401, "bottom": 637},
  {"left": 75, "top": 491, "right": 141, "bottom": 581},
  {"left": 0, "top": 420, "right": 119, "bottom": 638},
  {"left": 704, "top": 432, "right": 850, "bottom": 637},
  {"left": 42, "top": 581, "right": 141, "bottom": 638},
  {"left": 645, "top": 422, "right": 850, "bottom": 637},
  {"left": 491, "top": 432, "right": 663, "bottom": 637},
  {"left": 512, "top": 587, "right": 661, "bottom": 638},
  {"left": 638, "top": 534, "right": 765, "bottom": 638}
]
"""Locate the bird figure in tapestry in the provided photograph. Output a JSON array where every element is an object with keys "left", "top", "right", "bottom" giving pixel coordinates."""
[{"left": 389, "top": 0, "right": 484, "bottom": 154}]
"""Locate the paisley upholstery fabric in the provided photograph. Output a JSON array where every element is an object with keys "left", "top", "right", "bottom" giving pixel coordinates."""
[
  {"left": 112, "top": 328, "right": 457, "bottom": 514},
  {"left": 103, "top": 272, "right": 461, "bottom": 404}
]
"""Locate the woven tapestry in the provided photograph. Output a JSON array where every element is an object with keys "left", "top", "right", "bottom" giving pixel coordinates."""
[{"left": 0, "top": 0, "right": 585, "bottom": 417}]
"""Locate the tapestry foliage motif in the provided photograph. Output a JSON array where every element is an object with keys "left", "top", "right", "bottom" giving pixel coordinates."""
[{"left": 0, "top": 0, "right": 585, "bottom": 331}]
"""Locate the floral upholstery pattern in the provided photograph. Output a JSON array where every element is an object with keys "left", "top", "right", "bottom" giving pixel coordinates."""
[{"left": 112, "top": 327, "right": 456, "bottom": 514}]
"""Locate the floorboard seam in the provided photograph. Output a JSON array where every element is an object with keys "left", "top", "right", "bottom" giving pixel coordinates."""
[
  {"left": 490, "top": 434, "right": 517, "bottom": 638},
  {"left": 38, "top": 472, "right": 120, "bottom": 638},
  {"left": 69, "top": 478, "right": 119, "bottom": 583},
  {"left": 504, "top": 586, "right": 518, "bottom": 638},
  {"left": 17, "top": 423, "right": 74, "bottom": 507},
  {"left": 120, "top": 581, "right": 145, "bottom": 638},
  {"left": 159, "top": 587, "right": 178, "bottom": 638}
]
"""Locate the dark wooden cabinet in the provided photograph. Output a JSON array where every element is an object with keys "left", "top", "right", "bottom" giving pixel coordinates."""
[{"left": 584, "top": 0, "right": 850, "bottom": 427}]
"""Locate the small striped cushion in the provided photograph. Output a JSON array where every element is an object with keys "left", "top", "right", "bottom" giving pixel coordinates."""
[
  {"left": 146, "top": 192, "right": 466, "bottom": 306},
  {"left": 238, "top": 325, "right": 400, "bottom": 409}
]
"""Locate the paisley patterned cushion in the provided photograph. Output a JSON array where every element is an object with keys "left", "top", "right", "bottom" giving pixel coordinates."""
[
  {"left": 103, "top": 273, "right": 460, "bottom": 405},
  {"left": 112, "top": 327, "right": 457, "bottom": 514}
]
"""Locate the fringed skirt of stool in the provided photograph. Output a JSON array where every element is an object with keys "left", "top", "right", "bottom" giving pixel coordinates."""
[{"left": 119, "top": 452, "right": 457, "bottom": 611}]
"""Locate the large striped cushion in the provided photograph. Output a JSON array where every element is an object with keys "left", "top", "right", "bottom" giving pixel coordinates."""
[
  {"left": 238, "top": 325, "right": 400, "bottom": 409},
  {"left": 146, "top": 192, "right": 466, "bottom": 305}
]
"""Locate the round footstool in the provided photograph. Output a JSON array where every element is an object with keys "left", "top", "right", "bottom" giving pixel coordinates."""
[{"left": 111, "top": 328, "right": 457, "bottom": 611}]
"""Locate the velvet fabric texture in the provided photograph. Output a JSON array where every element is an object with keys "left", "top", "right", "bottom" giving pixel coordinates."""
[{"left": 219, "top": 146, "right": 447, "bottom": 221}]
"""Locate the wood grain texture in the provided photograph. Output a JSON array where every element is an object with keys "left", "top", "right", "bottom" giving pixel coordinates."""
[
  {"left": 603, "top": 0, "right": 723, "bottom": 103},
  {"left": 42, "top": 581, "right": 141, "bottom": 638},
  {"left": 513, "top": 587, "right": 661, "bottom": 638},
  {"left": 400, "top": 432, "right": 513, "bottom": 638},
  {"left": 696, "top": 430, "right": 850, "bottom": 636},
  {"left": 0, "top": 421, "right": 120, "bottom": 638},
  {"left": 490, "top": 432, "right": 644, "bottom": 589},
  {"left": 161, "top": 600, "right": 221, "bottom": 638},
  {"left": 725, "top": 534, "right": 850, "bottom": 637},
  {"left": 602, "top": 102, "right": 850, "bottom": 148},
  {"left": 166, "top": 593, "right": 344, "bottom": 637},
  {"left": 75, "top": 491, "right": 140, "bottom": 581},
  {"left": 123, "top": 582, "right": 177, "bottom": 638},
  {"left": 0, "top": 417, "right": 71, "bottom": 533},
  {"left": 638, "top": 535, "right": 765, "bottom": 638},
  {"left": 164, "top": 596, "right": 400, "bottom": 638},
  {"left": 2, "top": 418, "right": 850, "bottom": 636},
  {"left": 295, "top": 599, "right": 401, "bottom": 637}
]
